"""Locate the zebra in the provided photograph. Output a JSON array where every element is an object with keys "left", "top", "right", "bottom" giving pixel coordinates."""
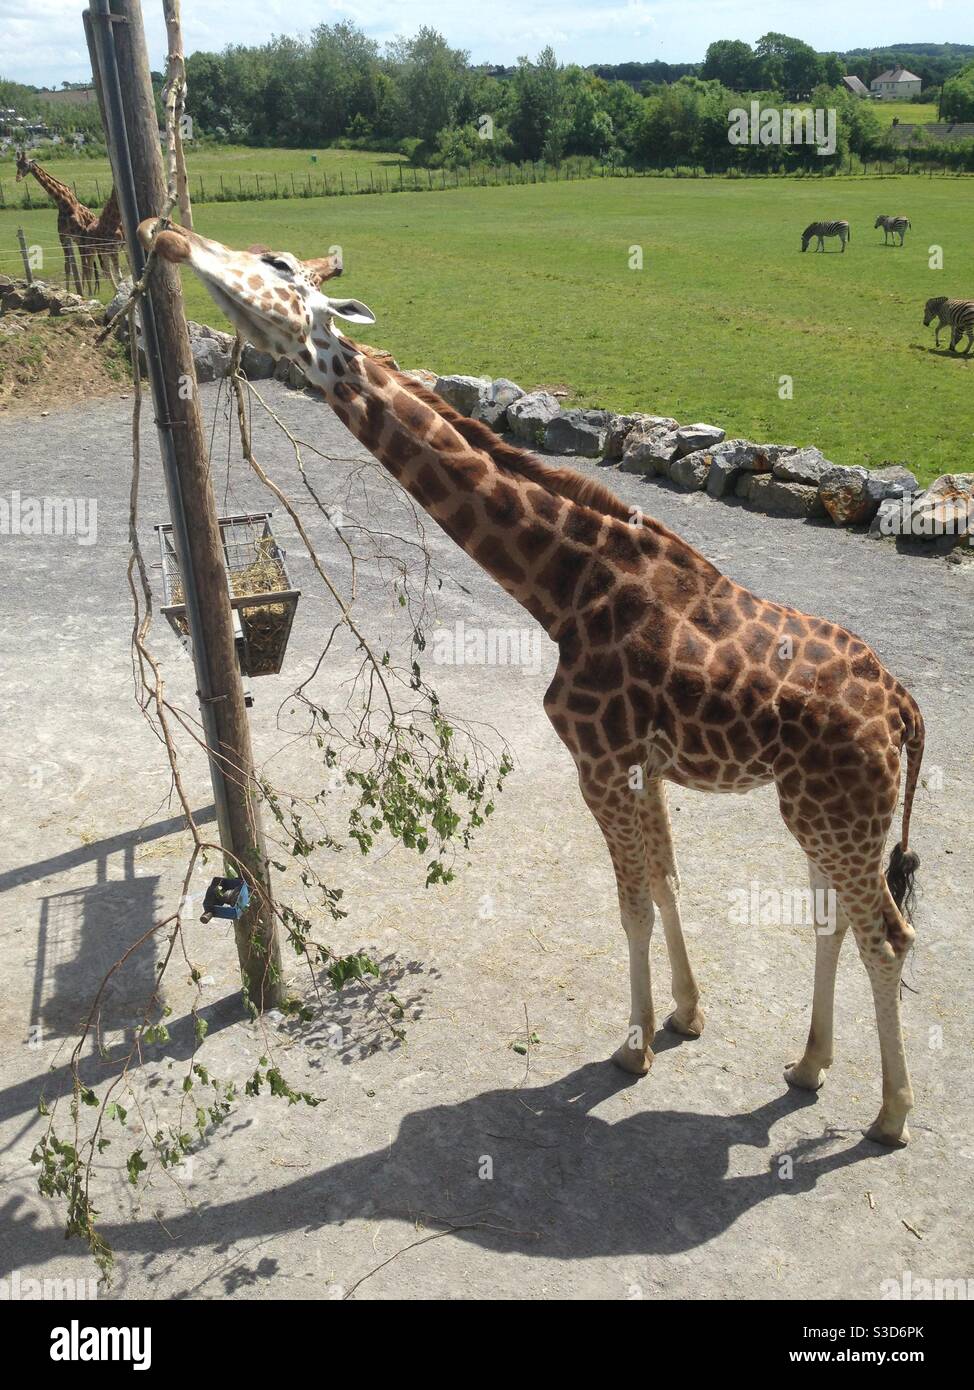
[
  {"left": 875, "top": 215, "right": 911, "bottom": 245},
  {"left": 801, "top": 220, "right": 850, "bottom": 253},
  {"left": 923, "top": 297, "right": 974, "bottom": 354}
]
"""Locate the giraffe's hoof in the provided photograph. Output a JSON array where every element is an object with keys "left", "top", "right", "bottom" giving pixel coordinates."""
[
  {"left": 665, "top": 1007, "right": 705, "bottom": 1039},
  {"left": 611, "top": 1042, "right": 654, "bottom": 1076},
  {"left": 784, "top": 1061, "right": 825, "bottom": 1092},
  {"left": 864, "top": 1116, "right": 910, "bottom": 1148}
]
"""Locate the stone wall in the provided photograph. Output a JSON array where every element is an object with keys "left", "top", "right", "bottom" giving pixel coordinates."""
[{"left": 3, "top": 276, "right": 970, "bottom": 556}]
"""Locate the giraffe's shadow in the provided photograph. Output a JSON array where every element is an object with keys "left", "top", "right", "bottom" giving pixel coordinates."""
[{"left": 1, "top": 1060, "right": 889, "bottom": 1283}]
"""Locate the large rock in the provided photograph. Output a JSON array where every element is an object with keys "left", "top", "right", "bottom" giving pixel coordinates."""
[
  {"left": 434, "top": 373, "right": 491, "bottom": 417},
  {"left": 473, "top": 377, "right": 524, "bottom": 432},
  {"left": 673, "top": 422, "right": 725, "bottom": 457},
  {"left": 620, "top": 424, "right": 680, "bottom": 475},
  {"left": 740, "top": 473, "right": 819, "bottom": 518},
  {"left": 772, "top": 446, "right": 835, "bottom": 487},
  {"left": 402, "top": 367, "right": 438, "bottom": 388},
  {"left": 604, "top": 413, "right": 678, "bottom": 461},
  {"left": 101, "top": 278, "right": 134, "bottom": 333},
  {"left": 668, "top": 448, "right": 713, "bottom": 490},
  {"left": 544, "top": 408, "right": 612, "bottom": 457},
  {"left": 871, "top": 464, "right": 920, "bottom": 497},
  {"left": 817, "top": 466, "right": 887, "bottom": 526},
  {"left": 240, "top": 342, "right": 276, "bottom": 379},
  {"left": 187, "top": 321, "right": 234, "bottom": 383},
  {"left": 507, "top": 391, "right": 562, "bottom": 446},
  {"left": 905, "top": 475, "right": 974, "bottom": 541}
]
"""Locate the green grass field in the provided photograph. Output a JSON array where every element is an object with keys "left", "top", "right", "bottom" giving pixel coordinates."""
[
  {"left": 872, "top": 102, "right": 939, "bottom": 126},
  {"left": 3, "top": 174, "right": 972, "bottom": 483},
  {"left": 0, "top": 144, "right": 407, "bottom": 209}
]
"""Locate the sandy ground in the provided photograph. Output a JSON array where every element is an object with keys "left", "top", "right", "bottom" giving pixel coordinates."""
[{"left": 0, "top": 380, "right": 971, "bottom": 1301}]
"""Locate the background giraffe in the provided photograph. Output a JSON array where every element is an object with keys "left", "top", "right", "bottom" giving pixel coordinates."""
[
  {"left": 79, "top": 186, "right": 124, "bottom": 290},
  {"left": 142, "top": 221, "right": 926, "bottom": 1149},
  {"left": 14, "top": 152, "right": 96, "bottom": 295}
]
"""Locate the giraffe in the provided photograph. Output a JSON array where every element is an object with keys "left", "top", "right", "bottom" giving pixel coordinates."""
[
  {"left": 140, "top": 220, "right": 926, "bottom": 1148},
  {"left": 82, "top": 186, "right": 124, "bottom": 289},
  {"left": 15, "top": 151, "right": 96, "bottom": 296}
]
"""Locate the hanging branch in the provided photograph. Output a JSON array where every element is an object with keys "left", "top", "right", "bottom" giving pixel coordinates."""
[{"left": 162, "top": 0, "right": 193, "bottom": 228}]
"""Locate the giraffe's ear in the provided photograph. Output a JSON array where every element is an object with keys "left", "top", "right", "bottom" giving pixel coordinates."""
[{"left": 325, "top": 298, "right": 376, "bottom": 325}]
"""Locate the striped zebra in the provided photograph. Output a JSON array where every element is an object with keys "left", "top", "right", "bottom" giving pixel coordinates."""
[
  {"left": 801, "top": 220, "right": 851, "bottom": 253},
  {"left": 875, "top": 215, "right": 911, "bottom": 245},
  {"left": 924, "top": 297, "right": 974, "bottom": 354}
]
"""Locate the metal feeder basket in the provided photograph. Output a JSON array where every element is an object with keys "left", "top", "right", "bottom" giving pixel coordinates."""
[
  {"left": 156, "top": 512, "right": 300, "bottom": 677},
  {"left": 200, "top": 876, "right": 250, "bottom": 923}
]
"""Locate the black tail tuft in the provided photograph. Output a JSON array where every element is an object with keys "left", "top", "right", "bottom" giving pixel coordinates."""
[{"left": 887, "top": 843, "right": 920, "bottom": 920}]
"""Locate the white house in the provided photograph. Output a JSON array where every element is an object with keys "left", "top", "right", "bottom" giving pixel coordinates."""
[{"left": 870, "top": 67, "right": 922, "bottom": 101}]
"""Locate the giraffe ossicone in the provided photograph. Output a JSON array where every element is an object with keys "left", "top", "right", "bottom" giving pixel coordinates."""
[{"left": 145, "top": 221, "right": 926, "bottom": 1148}]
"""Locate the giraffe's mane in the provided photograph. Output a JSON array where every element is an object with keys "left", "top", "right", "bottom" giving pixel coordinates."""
[{"left": 387, "top": 369, "right": 678, "bottom": 536}]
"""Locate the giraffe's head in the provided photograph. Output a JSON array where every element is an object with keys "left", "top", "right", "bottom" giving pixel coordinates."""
[
  {"left": 137, "top": 220, "right": 374, "bottom": 357},
  {"left": 15, "top": 151, "right": 33, "bottom": 181}
]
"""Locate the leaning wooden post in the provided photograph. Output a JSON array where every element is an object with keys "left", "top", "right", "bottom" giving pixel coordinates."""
[
  {"left": 16, "top": 227, "right": 34, "bottom": 284},
  {"left": 161, "top": 0, "right": 193, "bottom": 228},
  {"left": 86, "top": 0, "right": 283, "bottom": 1009}
]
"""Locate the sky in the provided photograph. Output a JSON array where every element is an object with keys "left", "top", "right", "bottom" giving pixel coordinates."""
[{"left": 2, "top": 0, "right": 971, "bottom": 89}]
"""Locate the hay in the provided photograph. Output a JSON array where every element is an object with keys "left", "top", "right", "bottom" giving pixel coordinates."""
[{"left": 169, "top": 535, "right": 293, "bottom": 674}]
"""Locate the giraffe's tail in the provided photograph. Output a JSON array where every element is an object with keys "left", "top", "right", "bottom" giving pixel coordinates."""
[{"left": 886, "top": 700, "right": 925, "bottom": 920}]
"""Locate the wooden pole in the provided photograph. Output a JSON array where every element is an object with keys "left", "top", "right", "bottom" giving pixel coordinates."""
[
  {"left": 162, "top": 0, "right": 193, "bottom": 228},
  {"left": 17, "top": 228, "right": 34, "bottom": 284},
  {"left": 86, "top": 0, "right": 283, "bottom": 1009}
]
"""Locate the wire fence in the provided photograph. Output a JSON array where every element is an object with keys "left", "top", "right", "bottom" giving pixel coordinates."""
[{"left": 3, "top": 151, "right": 974, "bottom": 211}]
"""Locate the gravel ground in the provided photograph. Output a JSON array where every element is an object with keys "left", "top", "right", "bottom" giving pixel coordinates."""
[{"left": 0, "top": 380, "right": 971, "bottom": 1301}]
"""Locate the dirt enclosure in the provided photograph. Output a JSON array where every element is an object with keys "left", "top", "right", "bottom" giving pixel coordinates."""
[{"left": 0, "top": 382, "right": 971, "bottom": 1301}]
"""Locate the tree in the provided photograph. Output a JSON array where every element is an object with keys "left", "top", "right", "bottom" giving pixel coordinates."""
[
  {"left": 702, "top": 40, "right": 757, "bottom": 92},
  {"left": 385, "top": 27, "right": 471, "bottom": 144},
  {"left": 942, "top": 62, "right": 974, "bottom": 121},
  {"left": 509, "top": 47, "right": 566, "bottom": 161},
  {"left": 755, "top": 32, "right": 825, "bottom": 97}
]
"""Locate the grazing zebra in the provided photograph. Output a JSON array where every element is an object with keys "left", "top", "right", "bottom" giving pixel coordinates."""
[
  {"left": 923, "top": 297, "right": 974, "bottom": 354},
  {"left": 801, "top": 220, "right": 851, "bottom": 253},
  {"left": 875, "top": 215, "right": 911, "bottom": 245}
]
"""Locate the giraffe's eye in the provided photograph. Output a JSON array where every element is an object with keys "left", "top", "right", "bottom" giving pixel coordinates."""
[{"left": 262, "top": 255, "right": 293, "bottom": 275}]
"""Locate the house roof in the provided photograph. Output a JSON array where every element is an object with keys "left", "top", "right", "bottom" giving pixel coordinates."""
[
  {"left": 841, "top": 75, "right": 869, "bottom": 95},
  {"left": 889, "top": 122, "right": 974, "bottom": 145},
  {"left": 873, "top": 68, "right": 922, "bottom": 84}
]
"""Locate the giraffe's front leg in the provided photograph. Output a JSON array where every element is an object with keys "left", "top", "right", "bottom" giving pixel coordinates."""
[
  {"left": 579, "top": 772, "right": 655, "bottom": 1076},
  {"left": 785, "top": 859, "right": 848, "bottom": 1091},
  {"left": 639, "top": 779, "right": 705, "bottom": 1039}
]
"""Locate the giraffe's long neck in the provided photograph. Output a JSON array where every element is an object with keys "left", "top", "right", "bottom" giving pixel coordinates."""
[
  {"left": 96, "top": 188, "right": 122, "bottom": 237},
  {"left": 300, "top": 337, "right": 650, "bottom": 638},
  {"left": 25, "top": 162, "right": 83, "bottom": 215}
]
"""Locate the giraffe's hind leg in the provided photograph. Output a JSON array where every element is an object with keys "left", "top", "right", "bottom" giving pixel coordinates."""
[
  {"left": 578, "top": 770, "right": 656, "bottom": 1076},
  {"left": 639, "top": 778, "right": 704, "bottom": 1038},
  {"left": 784, "top": 858, "right": 849, "bottom": 1091},
  {"left": 777, "top": 762, "right": 915, "bottom": 1145}
]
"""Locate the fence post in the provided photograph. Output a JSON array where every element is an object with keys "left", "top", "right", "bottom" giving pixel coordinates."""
[{"left": 17, "top": 227, "right": 34, "bottom": 284}]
